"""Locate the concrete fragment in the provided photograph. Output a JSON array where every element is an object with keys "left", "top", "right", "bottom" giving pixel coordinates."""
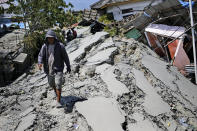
[
  {"left": 142, "top": 55, "right": 177, "bottom": 91},
  {"left": 29, "top": 72, "right": 46, "bottom": 84},
  {"left": 173, "top": 71, "right": 197, "bottom": 106},
  {"left": 66, "top": 38, "right": 80, "bottom": 54},
  {"left": 16, "top": 113, "right": 36, "bottom": 131},
  {"left": 101, "top": 66, "right": 129, "bottom": 96},
  {"left": 73, "top": 81, "right": 89, "bottom": 89},
  {"left": 142, "top": 55, "right": 197, "bottom": 106},
  {"left": 95, "top": 64, "right": 111, "bottom": 74},
  {"left": 76, "top": 97, "right": 125, "bottom": 131},
  {"left": 117, "top": 63, "right": 132, "bottom": 75},
  {"left": 13, "top": 53, "right": 30, "bottom": 74},
  {"left": 69, "top": 32, "right": 109, "bottom": 63},
  {"left": 80, "top": 65, "right": 96, "bottom": 77},
  {"left": 133, "top": 69, "right": 170, "bottom": 116},
  {"left": 97, "top": 37, "right": 114, "bottom": 51},
  {"left": 34, "top": 77, "right": 48, "bottom": 87},
  {"left": 86, "top": 47, "right": 117, "bottom": 66},
  {"left": 0, "top": 116, "right": 9, "bottom": 131},
  {"left": 128, "top": 113, "right": 157, "bottom": 131},
  {"left": 13, "top": 53, "right": 27, "bottom": 64},
  {"left": 20, "top": 107, "right": 35, "bottom": 117}
]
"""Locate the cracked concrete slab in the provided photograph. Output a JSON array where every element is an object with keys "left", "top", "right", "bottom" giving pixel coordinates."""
[
  {"left": 16, "top": 113, "right": 36, "bottom": 131},
  {"left": 76, "top": 97, "right": 125, "bottom": 131},
  {"left": 34, "top": 77, "right": 48, "bottom": 87},
  {"left": 133, "top": 69, "right": 171, "bottom": 116},
  {"left": 128, "top": 115, "right": 157, "bottom": 131},
  {"left": 142, "top": 55, "right": 197, "bottom": 106},
  {"left": 86, "top": 47, "right": 117, "bottom": 66},
  {"left": 128, "top": 113, "right": 160, "bottom": 131},
  {"left": 101, "top": 66, "right": 129, "bottom": 96},
  {"left": 28, "top": 72, "right": 46, "bottom": 84},
  {"left": 116, "top": 63, "right": 132, "bottom": 75},
  {"left": 142, "top": 55, "right": 177, "bottom": 91},
  {"left": 95, "top": 64, "right": 111, "bottom": 74},
  {"left": 73, "top": 81, "right": 89, "bottom": 89},
  {"left": 175, "top": 77, "right": 197, "bottom": 106},
  {"left": 97, "top": 37, "right": 114, "bottom": 51},
  {"left": 19, "top": 107, "right": 35, "bottom": 117},
  {"left": 1, "top": 27, "right": 197, "bottom": 131},
  {"left": 0, "top": 116, "right": 9, "bottom": 131},
  {"left": 69, "top": 32, "right": 109, "bottom": 63}
]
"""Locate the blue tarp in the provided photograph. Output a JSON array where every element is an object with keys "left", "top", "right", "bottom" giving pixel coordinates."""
[{"left": 178, "top": 0, "right": 195, "bottom": 8}]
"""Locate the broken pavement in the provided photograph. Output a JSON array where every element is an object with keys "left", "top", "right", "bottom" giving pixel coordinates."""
[{"left": 0, "top": 27, "right": 197, "bottom": 131}]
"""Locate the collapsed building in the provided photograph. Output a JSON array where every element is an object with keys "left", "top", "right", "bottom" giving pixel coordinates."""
[
  {"left": 90, "top": 0, "right": 163, "bottom": 21},
  {"left": 89, "top": 0, "right": 197, "bottom": 83},
  {"left": 134, "top": 0, "right": 197, "bottom": 82}
]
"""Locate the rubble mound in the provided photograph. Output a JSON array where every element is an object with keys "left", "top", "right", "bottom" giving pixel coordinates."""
[
  {"left": 0, "top": 27, "right": 197, "bottom": 131},
  {"left": 0, "top": 29, "right": 28, "bottom": 87}
]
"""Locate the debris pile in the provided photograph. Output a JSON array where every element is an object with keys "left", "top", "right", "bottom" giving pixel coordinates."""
[
  {"left": 0, "top": 29, "right": 30, "bottom": 87},
  {"left": 121, "top": 0, "right": 197, "bottom": 83},
  {"left": 0, "top": 26, "right": 197, "bottom": 131}
]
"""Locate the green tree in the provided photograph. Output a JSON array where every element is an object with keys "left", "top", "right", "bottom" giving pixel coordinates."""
[
  {"left": 98, "top": 14, "right": 117, "bottom": 36},
  {"left": 5, "top": 0, "right": 75, "bottom": 59},
  {"left": 6, "top": 0, "right": 74, "bottom": 32}
]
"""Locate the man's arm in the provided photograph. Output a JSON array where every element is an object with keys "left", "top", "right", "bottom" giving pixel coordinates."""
[
  {"left": 38, "top": 45, "right": 45, "bottom": 70},
  {"left": 61, "top": 44, "right": 71, "bottom": 72}
]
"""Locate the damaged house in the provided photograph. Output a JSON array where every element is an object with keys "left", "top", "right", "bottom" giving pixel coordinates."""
[
  {"left": 121, "top": 0, "right": 197, "bottom": 82},
  {"left": 90, "top": 0, "right": 197, "bottom": 82},
  {"left": 91, "top": 0, "right": 163, "bottom": 21},
  {"left": 144, "top": 24, "right": 191, "bottom": 75}
]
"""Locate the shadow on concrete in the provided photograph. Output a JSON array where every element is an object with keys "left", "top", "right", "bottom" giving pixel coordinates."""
[
  {"left": 61, "top": 95, "right": 87, "bottom": 113},
  {"left": 0, "top": 30, "right": 13, "bottom": 38}
]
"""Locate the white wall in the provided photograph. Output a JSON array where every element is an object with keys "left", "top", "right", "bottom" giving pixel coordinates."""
[{"left": 107, "top": 0, "right": 162, "bottom": 21}]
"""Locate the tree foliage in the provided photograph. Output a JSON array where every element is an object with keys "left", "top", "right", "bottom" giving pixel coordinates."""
[
  {"left": 98, "top": 14, "right": 114, "bottom": 25},
  {"left": 5, "top": 0, "right": 79, "bottom": 59},
  {"left": 98, "top": 14, "right": 117, "bottom": 36},
  {"left": 6, "top": 0, "right": 74, "bottom": 32}
]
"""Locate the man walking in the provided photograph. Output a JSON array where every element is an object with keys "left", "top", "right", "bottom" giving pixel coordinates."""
[{"left": 38, "top": 29, "right": 71, "bottom": 108}]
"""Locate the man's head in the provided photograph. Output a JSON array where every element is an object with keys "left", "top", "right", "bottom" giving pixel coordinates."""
[
  {"left": 46, "top": 29, "right": 57, "bottom": 44},
  {"left": 47, "top": 37, "right": 55, "bottom": 44}
]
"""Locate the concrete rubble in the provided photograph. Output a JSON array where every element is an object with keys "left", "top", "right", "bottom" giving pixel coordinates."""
[
  {"left": 0, "top": 29, "right": 27, "bottom": 86},
  {"left": 0, "top": 26, "right": 197, "bottom": 131},
  {"left": 76, "top": 97, "right": 125, "bottom": 131}
]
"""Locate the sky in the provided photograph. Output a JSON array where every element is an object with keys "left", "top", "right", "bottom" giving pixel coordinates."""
[
  {"left": 0, "top": 0, "right": 98, "bottom": 11},
  {"left": 64, "top": 0, "right": 98, "bottom": 10}
]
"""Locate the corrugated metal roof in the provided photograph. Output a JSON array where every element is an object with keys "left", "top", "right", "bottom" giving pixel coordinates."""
[{"left": 145, "top": 24, "right": 186, "bottom": 38}]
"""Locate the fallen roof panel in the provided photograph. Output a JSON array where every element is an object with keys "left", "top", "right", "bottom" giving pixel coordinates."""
[{"left": 145, "top": 24, "right": 186, "bottom": 38}]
